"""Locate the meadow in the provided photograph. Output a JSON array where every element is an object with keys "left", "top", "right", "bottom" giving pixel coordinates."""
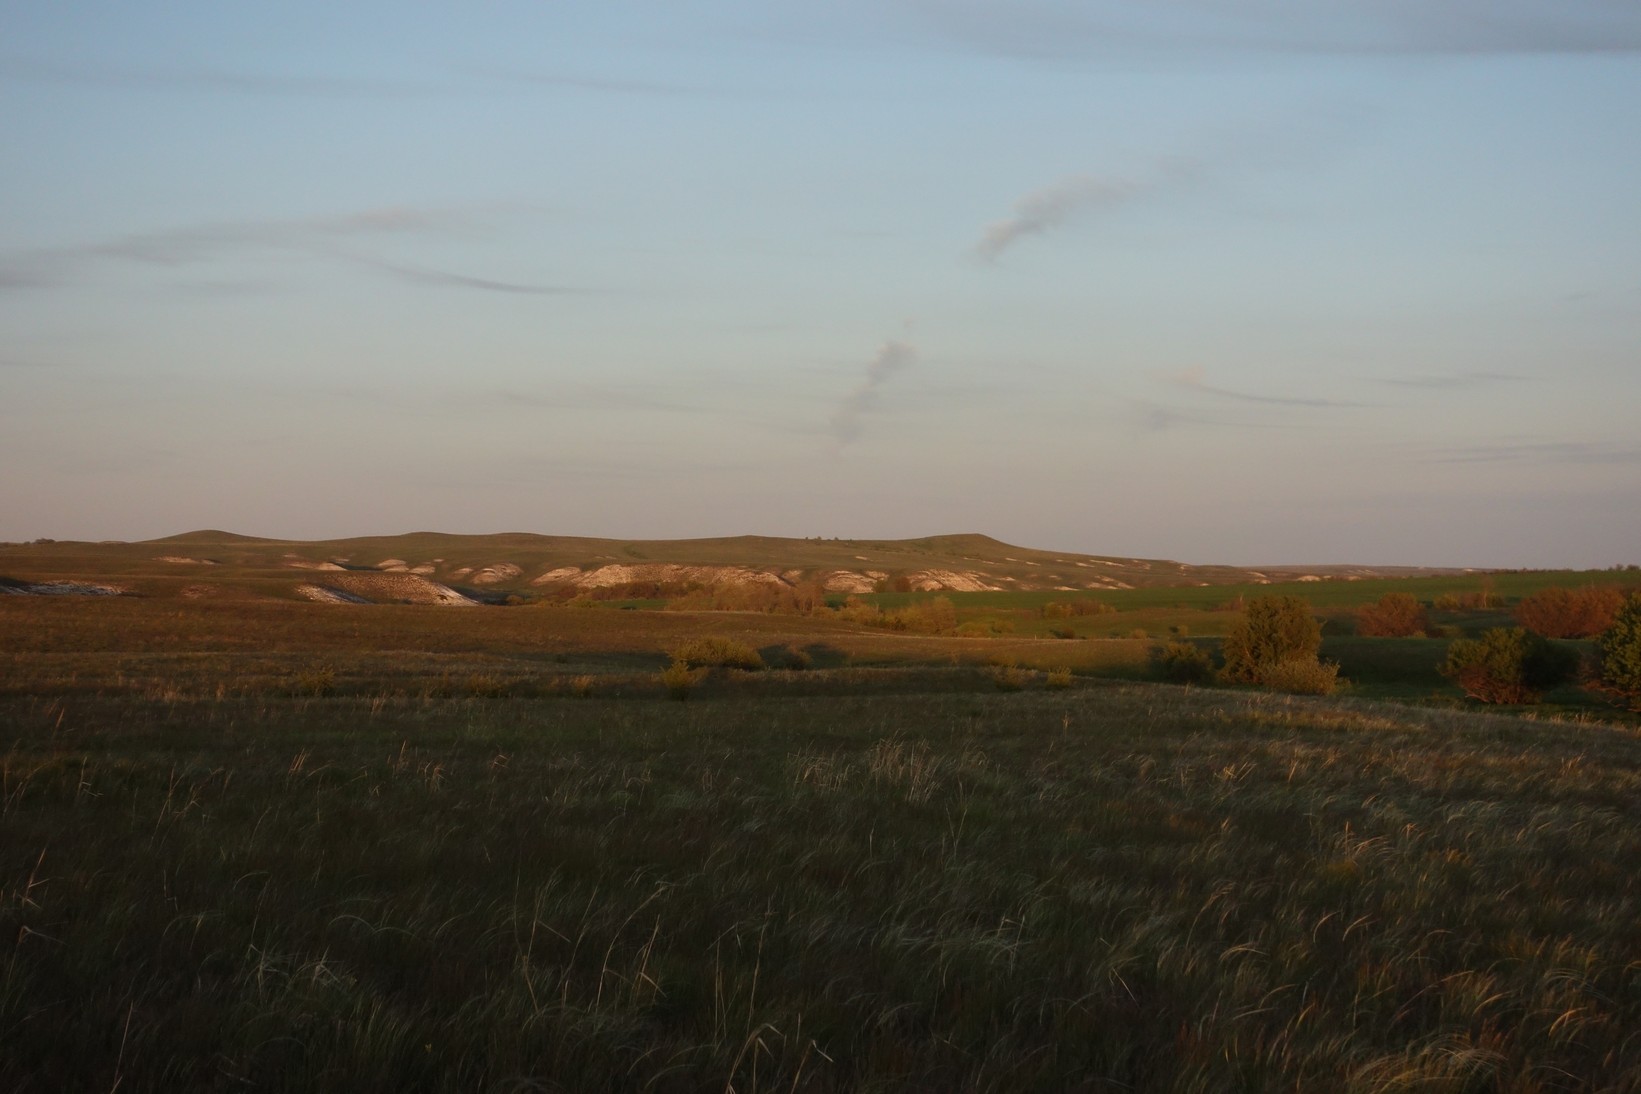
[{"left": 3, "top": 589, "right": 1641, "bottom": 1091}]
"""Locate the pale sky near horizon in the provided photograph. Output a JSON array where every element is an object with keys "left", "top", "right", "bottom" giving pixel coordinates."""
[{"left": 3, "top": 2, "right": 1638, "bottom": 568}]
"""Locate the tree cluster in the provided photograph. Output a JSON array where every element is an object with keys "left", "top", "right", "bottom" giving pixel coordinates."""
[{"left": 1513, "top": 585, "right": 1626, "bottom": 639}]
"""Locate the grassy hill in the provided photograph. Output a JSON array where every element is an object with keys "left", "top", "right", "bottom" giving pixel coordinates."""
[{"left": 0, "top": 529, "right": 1473, "bottom": 603}]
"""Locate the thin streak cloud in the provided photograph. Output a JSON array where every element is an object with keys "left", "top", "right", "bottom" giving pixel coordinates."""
[
  {"left": 469, "top": 66, "right": 716, "bottom": 97},
  {"left": 347, "top": 257, "right": 580, "bottom": 296},
  {"left": 1, "top": 56, "right": 452, "bottom": 97},
  {"left": 894, "top": 1, "right": 1641, "bottom": 59},
  {"left": 1425, "top": 440, "right": 1641, "bottom": 465},
  {"left": 1166, "top": 367, "right": 1372, "bottom": 408},
  {"left": 0, "top": 209, "right": 576, "bottom": 296},
  {"left": 1376, "top": 371, "right": 1527, "bottom": 390}
]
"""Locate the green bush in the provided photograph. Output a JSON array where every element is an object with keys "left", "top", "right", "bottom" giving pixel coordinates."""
[
  {"left": 1220, "top": 596, "right": 1322, "bottom": 685},
  {"left": 668, "top": 637, "right": 764, "bottom": 671},
  {"left": 1152, "top": 641, "right": 1214, "bottom": 685},
  {"left": 1593, "top": 593, "right": 1641, "bottom": 710},
  {"left": 1440, "top": 627, "right": 1578, "bottom": 704}
]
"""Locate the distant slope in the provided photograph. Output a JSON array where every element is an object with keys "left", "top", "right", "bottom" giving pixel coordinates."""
[{"left": 0, "top": 530, "right": 1473, "bottom": 603}]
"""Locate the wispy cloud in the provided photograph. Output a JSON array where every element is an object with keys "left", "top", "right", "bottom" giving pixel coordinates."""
[
  {"left": 346, "top": 256, "right": 581, "bottom": 296},
  {"left": 1375, "top": 370, "right": 1526, "bottom": 390},
  {"left": 478, "top": 385, "right": 707, "bottom": 416},
  {"left": 973, "top": 160, "right": 1200, "bottom": 262},
  {"left": 467, "top": 66, "right": 714, "bottom": 97},
  {"left": 7, "top": 55, "right": 723, "bottom": 100},
  {"left": 1126, "top": 397, "right": 1272, "bottom": 433},
  {"left": 1, "top": 56, "right": 451, "bottom": 97},
  {"left": 1165, "top": 367, "right": 1373, "bottom": 408},
  {"left": 0, "top": 208, "right": 574, "bottom": 296},
  {"left": 831, "top": 339, "right": 918, "bottom": 445},
  {"left": 895, "top": 1, "right": 1641, "bottom": 59},
  {"left": 1424, "top": 440, "right": 1641, "bottom": 465},
  {"left": 974, "top": 176, "right": 1134, "bottom": 262}
]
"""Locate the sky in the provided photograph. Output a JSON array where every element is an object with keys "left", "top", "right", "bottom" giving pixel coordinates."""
[{"left": 3, "top": 1, "right": 1639, "bottom": 567}]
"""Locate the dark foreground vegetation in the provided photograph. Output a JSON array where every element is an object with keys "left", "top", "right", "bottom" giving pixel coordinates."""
[{"left": 5, "top": 591, "right": 1641, "bottom": 1091}]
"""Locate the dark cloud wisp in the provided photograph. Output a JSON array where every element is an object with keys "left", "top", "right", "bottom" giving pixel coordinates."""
[{"left": 831, "top": 339, "right": 918, "bottom": 445}]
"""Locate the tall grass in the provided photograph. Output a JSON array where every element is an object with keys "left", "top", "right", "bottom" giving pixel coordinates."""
[{"left": 3, "top": 681, "right": 1640, "bottom": 1091}]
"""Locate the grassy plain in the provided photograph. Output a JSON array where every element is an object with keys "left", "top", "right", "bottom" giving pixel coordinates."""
[{"left": 4, "top": 593, "right": 1641, "bottom": 1091}]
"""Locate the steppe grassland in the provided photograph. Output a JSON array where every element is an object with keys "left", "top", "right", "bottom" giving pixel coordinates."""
[{"left": 4, "top": 596, "right": 1641, "bottom": 1091}]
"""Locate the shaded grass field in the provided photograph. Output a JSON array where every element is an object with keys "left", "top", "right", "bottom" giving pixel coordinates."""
[
  {"left": 5, "top": 596, "right": 1641, "bottom": 1091},
  {"left": 5, "top": 687, "right": 1641, "bottom": 1091}
]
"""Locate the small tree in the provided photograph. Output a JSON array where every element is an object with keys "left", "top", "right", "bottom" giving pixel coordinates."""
[
  {"left": 1439, "top": 627, "right": 1577, "bottom": 704},
  {"left": 1220, "top": 595, "right": 1323, "bottom": 685},
  {"left": 1592, "top": 593, "right": 1641, "bottom": 710},
  {"left": 1356, "top": 592, "right": 1429, "bottom": 637}
]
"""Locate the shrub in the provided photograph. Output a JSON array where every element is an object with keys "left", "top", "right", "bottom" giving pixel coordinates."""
[
  {"left": 838, "top": 597, "right": 883, "bottom": 626},
  {"left": 1514, "top": 585, "right": 1625, "bottom": 639},
  {"left": 1434, "top": 583, "right": 1498, "bottom": 611},
  {"left": 668, "top": 637, "right": 764, "bottom": 671},
  {"left": 1592, "top": 593, "right": 1641, "bottom": 710},
  {"left": 989, "top": 663, "right": 1028, "bottom": 691},
  {"left": 1439, "top": 627, "right": 1578, "bottom": 704},
  {"left": 1044, "top": 666, "right": 1074, "bottom": 689},
  {"left": 1259, "top": 657, "right": 1342, "bottom": 696},
  {"left": 894, "top": 597, "right": 958, "bottom": 635},
  {"left": 1044, "top": 598, "right": 1114, "bottom": 617},
  {"left": 834, "top": 596, "right": 958, "bottom": 635},
  {"left": 768, "top": 645, "right": 813, "bottom": 671},
  {"left": 1152, "top": 641, "right": 1214, "bottom": 685},
  {"left": 1220, "top": 596, "right": 1322, "bottom": 685},
  {"left": 659, "top": 661, "right": 700, "bottom": 700},
  {"left": 1356, "top": 592, "right": 1429, "bottom": 637}
]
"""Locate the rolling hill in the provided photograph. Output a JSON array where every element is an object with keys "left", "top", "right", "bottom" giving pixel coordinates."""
[{"left": 0, "top": 530, "right": 1469, "bottom": 605}]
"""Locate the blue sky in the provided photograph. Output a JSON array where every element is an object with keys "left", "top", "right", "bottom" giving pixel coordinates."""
[{"left": 3, "top": 1, "right": 1638, "bottom": 566}]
